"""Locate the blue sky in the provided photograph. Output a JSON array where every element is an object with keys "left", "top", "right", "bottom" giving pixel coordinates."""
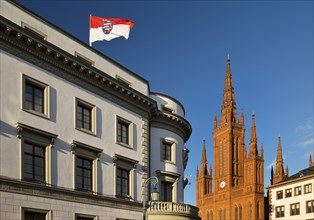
[{"left": 17, "top": 0, "right": 313, "bottom": 205}]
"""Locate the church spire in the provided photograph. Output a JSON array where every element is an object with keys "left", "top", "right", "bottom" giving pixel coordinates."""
[
  {"left": 201, "top": 138, "right": 208, "bottom": 176},
  {"left": 273, "top": 136, "right": 285, "bottom": 184},
  {"left": 310, "top": 154, "right": 313, "bottom": 167},
  {"left": 249, "top": 113, "right": 258, "bottom": 157},
  {"left": 220, "top": 55, "right": 237, "bottom": 125}
]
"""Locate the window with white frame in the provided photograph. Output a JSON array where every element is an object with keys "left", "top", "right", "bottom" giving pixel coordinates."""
[
  {"left": 161, "top": 139, "right": 175, "bottom": 163},
  {"left": 22, "top": 207, "right": 50, "bottom": 220},
  {"left": 116, "top": 116, "right": 133, "bottom": 148},
  {"left": 70, "top": 140, "right": 102, "bottom": 193},
  {"left": 75, "top": 98, "right": 96, "bottom": 134},
  {"left": 75, "top": 213, "right": 97, "bottom": 220},
  {"left": 112, "top": 154, "right": 138, "bottom": 199},
  {"left": 156, "top": 170, "right": 179, "bottom": 203},
  {"left": 22, "top": 75, "right": 50, "bottom": 118},
  {"left": 16, "top": 123, "right": 57, "bottom": 185}
]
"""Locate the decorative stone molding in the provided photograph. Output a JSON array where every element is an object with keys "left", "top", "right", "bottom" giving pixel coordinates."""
[
  {"left": 0, "top": 16, "right": 157, "bottom": 119},
  {"left": 151, "top": 111, "right": 192, "bottom": 142},
  {"left": 15, "top": 122, "right": 57, "bottom": 147},
  {"left": 70, "top": 140, "right": 102, "bottom": 160},
  {"left": 112, "top": 154, "right": 138, "bottom": 170},
  {"left": 0, "top": 176, "right": 142, "bottom": 212}
]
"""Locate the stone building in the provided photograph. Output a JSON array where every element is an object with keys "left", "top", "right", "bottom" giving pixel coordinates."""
[{"left": 0, "top": 0, "right": 199, "bottom": 219}]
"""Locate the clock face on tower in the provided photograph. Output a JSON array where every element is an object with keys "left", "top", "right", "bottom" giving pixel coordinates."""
[{"left": 220, "top": 181, "right": 226, "bottom": 188}]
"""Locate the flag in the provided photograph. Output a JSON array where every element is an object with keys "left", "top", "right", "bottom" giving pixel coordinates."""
[{"left": 89, "top": 16, "right": 134, "bottom": 45}]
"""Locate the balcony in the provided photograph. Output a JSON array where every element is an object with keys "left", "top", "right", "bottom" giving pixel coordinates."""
[{"left": 147, "top": 201, "right": 200, "bottom": 220}]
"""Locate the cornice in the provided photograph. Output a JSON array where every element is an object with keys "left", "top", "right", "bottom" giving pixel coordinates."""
[
  {"left": 0, "top": 16, "right": 157, "bottom": 118},
  {"left": 0, "top": 176, "right": 142, "bottom": 211},
  {"left": 151, "top": 111, "right": 192, "bottom": 142}
]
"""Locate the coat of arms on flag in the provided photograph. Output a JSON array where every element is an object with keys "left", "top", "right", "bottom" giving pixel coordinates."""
[{"left": 89, "top": 16, "right": 134, "bottom": 45}]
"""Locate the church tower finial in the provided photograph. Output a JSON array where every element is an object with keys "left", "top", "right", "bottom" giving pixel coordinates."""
[
  {"left": 201, "top": 139, "right": 208, "bottom": 176},
  {"left": 310, "top": 153, "right": 313, "bottom": 167},
  {"left": 273, "top": 136, "right": 285, "bottom": 184},
  {"left": 220, "top": 55, "right": 237, "bottom": 125},
  {"left": 249, "top": 113, "right": 258, "bottom": 157}
]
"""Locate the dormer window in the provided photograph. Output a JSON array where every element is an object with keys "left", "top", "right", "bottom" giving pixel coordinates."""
[
  {"left": 22, "top": 22, "right": 47, "bottom": 40},
  {"left": 162, "top": 105, "right": 174, "bottom": 114}
]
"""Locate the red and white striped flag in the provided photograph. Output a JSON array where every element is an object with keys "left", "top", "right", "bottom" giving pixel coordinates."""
[{"left": 89, "top": 16, "right": 134, "bottom": 45}]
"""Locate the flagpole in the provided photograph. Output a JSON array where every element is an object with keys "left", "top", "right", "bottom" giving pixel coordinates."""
[{"left": 89, "top": 14, "right": 92, "bottom": 46}]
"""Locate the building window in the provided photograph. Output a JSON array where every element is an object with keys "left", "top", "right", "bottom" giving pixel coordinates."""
[
  {"left": 235, "top": 206, "right": 238, "bottom": 220},
  {"left": 23, "top": 75, "right": 49, "bottom": 117},
  {"left": 25, "top": 211, "right": 46, "bottom": 220},
  {"left": 22, "top": 207, "right": 50, "bottom": 220},
  {"left": 116, "top": 75, "right": 131, "bottom": 87},
  {"left": 117, "top": 120, "right": 129, "bottom": 145},
  {"left": 112, "top": 154, "right": 138, "bottom": 199},
  {"left": 160, "top": 181, "right": 173, "bottom": 202},
  {"left": 23, "top": 142, "right": 45, "bottom": 183},
  {"left": 22, "top": 22, "right": 47, "bottom": 39},
  {"left": 75, "top": 213, "right": 96, "bottom": 220},
  {"left": 277, "top": 190, "right": 283, "bottom": 199},
  {"left": 76, "top": 157, "right": 92, "bottom": 192},
  {"left": 76, "top": 98, "right": 95, "bottom": 133},
  {"left": 162, "top": 105, "right": 174, "bottom": 114},
  {"left": 116, "top": 167, "right": 130, "bottom": 198},
  {"left": 307, "top": 200, "right": 314, "bottom": 213},
  {"left": 276, "top": 206, "right": 285, "bottom": 218},
  {"left": 116, "top": 116, "right": 133, "bottom": 148},
  {"left": 290, "top": 203, "right": 300, "bottom": 216},
  {"left": 239, "top": 205, "right": 242, "bottom": 220},
  {"left": 161, "top": 140, "right": 172, "bottom": 162},
  {"left": 294, "top": 186, "right": 302, "bottom": 196},
  {"left": 75, "top": 52, "right": 95, "bottom": 66},
  {"left": 17, "top": 123, "right": 57, "bottom": 185},
  {"left": 71, "top": 140, "right": 102, "bottom": 193},
  {"left": 305, "top": 183, "right": 312, "bottom": 194},
  {"left": 77, "top": 217, "right": 93, "bottom": 220},
  {"left": 285, "top": 188, "right": 292, "bottom": 197}
]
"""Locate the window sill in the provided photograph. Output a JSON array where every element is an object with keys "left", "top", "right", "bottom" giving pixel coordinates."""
[
  {"left": 22, "top": 109, "right": 50, "bottom": 120},
  {"left": 116, "top": 142, "right": 133, "bottom": 149},
  {"left": 75, "top": 128, "right": 96, "bottom": 136},
  {"left": 162, "top": 160, "right": 176, "bottom": 165}
]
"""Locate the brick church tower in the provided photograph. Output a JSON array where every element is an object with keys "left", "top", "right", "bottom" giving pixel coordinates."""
[{"left": 196, "top": 57, "right": 265, "bottom": 220}]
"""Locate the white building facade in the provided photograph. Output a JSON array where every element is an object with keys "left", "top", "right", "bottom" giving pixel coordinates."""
[
  {"left": 268, "top": 166, "right": 314, "bottom": 220},
  {"left": 0, "top": 1, "right": 199, "bottom": 219}
]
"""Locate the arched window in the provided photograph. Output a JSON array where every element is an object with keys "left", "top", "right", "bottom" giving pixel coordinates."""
[
  {"left": 223, "top": 208, "right": 226, "bottom": 220},
  {"left": 248, "top": 202, "right": 252, "bottom": 220},
  {"left": 256, "top": 164, "right": 260, "bottom": 184},
  {"left": 219, "top": 208, "right": 222, "bottom": 220},
  {"left": 220, "top": 141, "right": 223, "bottom": 177},
  {"left": 257, "top": 201, "right": 260, "bottom": 219},
  {"left": 210, "top": 211, "right": 213, "bottom": 220},
  {"left": 223, "top": 140, "right": 227, "bottom": 175},
  {"left": 239, "top": 205, "right": 242, "bottom": 220},
  {"left": 235, "top": 206, "right": 238, "bottom": 220}
]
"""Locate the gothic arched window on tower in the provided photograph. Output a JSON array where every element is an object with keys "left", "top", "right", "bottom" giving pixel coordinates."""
[
  {"left": 248, "top": 202, "right": 252, "bottom": 220},
  {"left": 220, "top": 141, "right": 223, "bottom": 177},
  {"left": 257, "top": 201, "right": 260, "bottom": 220},
  {"left": 239, "top": 205, "right": 242, "bottom": 220},
  {"left": 223, "top": 140, "right": 227, "bottom": 175},
  {"left": 235, "top": 206, "right": 238, "bottom": 220}
]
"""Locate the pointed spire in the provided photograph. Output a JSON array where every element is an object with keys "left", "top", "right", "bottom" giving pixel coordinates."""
[
  {"left": 220, "top": 55, "right": 237, "bottom": 125},
  {"left": 196, "top": 165, "right": 199, "bottom": 177},
  {"left": 310, "top": 154, "right": 313, "bottom": 167},
  {"left": 260, "top": 143, "right": 264, "bottom": 158},
  {"left": 273, "top": 135, "right": 285, "bottom": 184},
  {"left": 214, "top": 112, "right": 217, "bottom": 129},
  {"left": 210, "top": 164, "right": 213, "bottom": 177},
  {"left": 285, "top": 165, "right": 289, "bottom": 177},
  {"left": 201, "top": 138, "right": 208, "bottom": 175},
  {"left": 249, "top": 113, "right": 258, "bottom": 157},
  {"left": 240, "top": 111, "right": 244, "bottom": 125}
]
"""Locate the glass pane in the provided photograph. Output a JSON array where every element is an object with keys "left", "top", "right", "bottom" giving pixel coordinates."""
[
  {"left": 84, "top": 160, "right": 91, "bottom": 169},
  {"left": 24, "top": 143, "right": 33, "bottom": 154},
  {"left": 34, "top": 146, "right": 44, "bottom": 157},
  {"left": 76, "top": 157, "right": 82, "bottom": 167}
]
